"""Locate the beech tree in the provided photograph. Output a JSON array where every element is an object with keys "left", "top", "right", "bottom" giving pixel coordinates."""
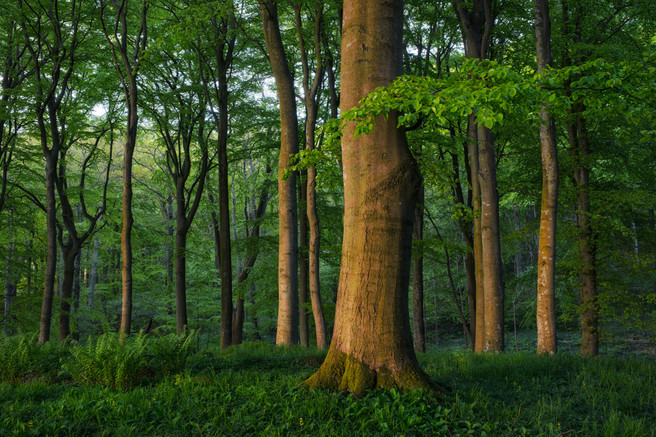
[
  {"left": 100, "top": 0, "right": 149, "bottom": 339},
  {"left": 452, "top": 0, "right": 504, "bottom": 353},
  {"left": 534, "top": 0, "right": 558, "bottom": 355},
  {"left": 258, "top": 0, "right": 300, "bottom": 346},
  {"left": 303, "top": 0, "right": 440, "bottom": 396}
]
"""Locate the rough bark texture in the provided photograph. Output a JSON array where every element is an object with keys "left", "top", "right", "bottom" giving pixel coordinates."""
[
  {"left": 534, "top": 0, "right": 558, "bottom": 355},
  {"left": 303, "top": 0, "right": 440, "bottom": 397},
  {"left": 259, "top": 0, "right": 300, "bottom": 346}
]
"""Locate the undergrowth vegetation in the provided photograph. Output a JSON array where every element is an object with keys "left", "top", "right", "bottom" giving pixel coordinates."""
[{"left": 1, "top": 333, "right": 654, "bottom": 436}]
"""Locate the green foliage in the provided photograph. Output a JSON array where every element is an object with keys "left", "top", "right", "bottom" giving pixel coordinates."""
[
  {"left": 149, "top": 330, "right": 199, "bottom": 375},
  {"left": 61, "top": 332, "right": 149, "bottom": 391},
  {"left": 0, "top": 333, "right": 66, "bottom": 383},
  {"left": 1, "top": 343, "right": 655, "bottom": 435}
]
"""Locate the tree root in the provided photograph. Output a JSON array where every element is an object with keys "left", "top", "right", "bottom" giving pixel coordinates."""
[{"left": 301, "top": 347, "right": 445, "bottom": 399}]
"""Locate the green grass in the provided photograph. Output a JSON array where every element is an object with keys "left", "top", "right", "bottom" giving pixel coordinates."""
[{"left": 1, "top": 334, "right": 655, "bottom": 436}]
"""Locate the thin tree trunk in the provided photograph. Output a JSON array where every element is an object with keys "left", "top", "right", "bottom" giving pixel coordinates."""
[
  {"left": 89, "top": 236, "right": 99, "bottom": 311},
  {"left": 299, "top": 172, "right": 310, "bottom": 347},
  {"left": 259, "top": 0, "right": 300, "bottom": 346},
  {"left": 534, "top": 0, "right": 558, "bottom": 355},
  {"left": 412, "top": 185, "right": 426, "bottom": 353}
]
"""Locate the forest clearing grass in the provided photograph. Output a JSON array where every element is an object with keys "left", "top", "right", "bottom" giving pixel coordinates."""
[{"left": 1, "top": 334, "right": 655, "bottom": 436}]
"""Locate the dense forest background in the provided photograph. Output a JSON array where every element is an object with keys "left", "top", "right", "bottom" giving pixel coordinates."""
[{"left": 1, "top": 0, "right": 655, "bottom": 357}]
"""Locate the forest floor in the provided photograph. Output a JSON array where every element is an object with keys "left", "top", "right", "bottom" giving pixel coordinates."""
[{"left": 1, "top": 330, "right": 655, "bottom": 436}]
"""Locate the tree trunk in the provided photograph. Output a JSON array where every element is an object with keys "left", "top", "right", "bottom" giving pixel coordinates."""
[
  {"left": 534, "top": 0, "right": 558, "bottom": 355},
  {"left": 89, "top": 237, "right": 99, "bottom": 311},
  {"left": 569, "top": 107, "right": 598, "bottom": 356},
  {"left": 303, "top": 0, "right": 440, "bottom": 396},
  {"left": 174, "top": 223, "right": 188, "bottom": 335},
  {"left": 468, "top": 118, "right": 485, "bottom": 352},
  {"left": 259, "top": 0, "right": 300, "bottom": 346},
  {"left": 561, "top": 0, "right": 598, "bottom": 357},
  {"left": 478, "top": 126, "right": 504, "bottom": 352},
  {"left": 232, "top": 297, "right": 244, "bottom": 345},
  {"left": 39, "top": 155, "right": 58, "bottom": 344},
  {"left": 59, "top": 248, "right": 79, "bottom": 341},
  {"left": 454, "top": 0, "right": 503, "bottom": 352},
  {"left": 412, "top": 185, "right": 426, "bottom": 353},
  {"left": 299, "top": 172, "right": 310, "bottom": 347}
]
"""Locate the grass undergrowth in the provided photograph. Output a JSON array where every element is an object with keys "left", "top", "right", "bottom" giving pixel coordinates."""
[{"left": 1, "top": 333, "right": 654, "bottom": 436}]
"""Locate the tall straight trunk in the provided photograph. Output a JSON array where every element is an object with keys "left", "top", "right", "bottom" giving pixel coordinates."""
[
  {"left": 100, "top": 0, "right": 149, "bottom": 340},
  {"left": 295, "top": 1, "right": 328, "bottom": 349},
  {"left": 478, "top": 126, "right": 504, "bottom": 352},
  {"left": 561, "top": 0, "right": 598, "bottom": 357},
  {"left": 174, "top": 212, "right": 188, "bottom": 334},
  {"left": 303, "top": 0, "right": 440, "bottom": 396},
  {"left": 534, "top": 0, "right": 558, "bottom": 355},
  {"left": 259, "top": 0, "right": 300, "bottom": 346},
  {"left": 468, "top": 117, "right": 485, "bottom": 352},
  {"left": 412, "top": 184, "right": 426, "bottom": 352},
  {"left": 569, "top": 107, "right": 598, "bottom": 356},
  {"left": 120, "top": 103, "right": 137, "bottom": 338},
  {"left": 217, "top": 65, "right": 234, "bottom": 349},
  {"left": 4, "top": 241, "right": 17, "bottom": 329},
  {"left": 39, "top": 146, "right": 58, "bottom": 344},
  {"left": 59, "top": 247, "right": 80, "bottom": 341},
  {"left": 453, "top": 0, "right": 503, "bottom": 352},
  {"left": 299, "top": 173, "right": 310, "bottom": 347}
]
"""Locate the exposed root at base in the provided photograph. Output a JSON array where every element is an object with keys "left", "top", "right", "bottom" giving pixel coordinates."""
[{"left": 301, "top": 347, "right": 445, "bottom": 399}]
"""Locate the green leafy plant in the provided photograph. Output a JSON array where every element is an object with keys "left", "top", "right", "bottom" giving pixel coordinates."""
[{"left": 61, "top": 332, "right": 149, "bottom": 390}]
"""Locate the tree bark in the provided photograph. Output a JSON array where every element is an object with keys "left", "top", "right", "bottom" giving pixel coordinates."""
[
  {"left": 412, "top": 185, "right": 426, "bottom": 353},
  {"left": 299, "top": 173, "right": 310, "bottom": 347},
  {"left": 295, "top": 2, "right": 328, "bottom": 350},
  {"left": 534, "top": 0, "right": 558, "bottom": 355},
  {"left": 259, "top": 0, "right": 300, "bottom": 346},
  {"left": 561, "top": 0, "right": 598, "bottom": 357},
  {"left": 453, "top": 0, "right": 503, "bottom": 352},
  {"left": 303, "top": 0, "right": 440, "bottom": 396}
]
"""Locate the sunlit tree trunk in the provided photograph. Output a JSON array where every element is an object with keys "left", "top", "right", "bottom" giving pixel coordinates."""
[
  {"left": 534, "top": 0, "right": 558, "bottom": 355},
  {"left": 303, "top": 0, "right": 440, "bottom": 396},
  {"left": 259, "top": 0, "right": 300, "bottom": 346}
]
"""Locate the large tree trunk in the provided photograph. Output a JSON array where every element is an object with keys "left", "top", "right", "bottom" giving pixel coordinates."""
[
  {"left": 303, "top": 0, "right": 440, "bottom": 397},
  {"left": 259, "top": 0, "right": 300, "bottom": 346},
  {"left": 534, "top": 0, "right": 558, "bottom": 355}
]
